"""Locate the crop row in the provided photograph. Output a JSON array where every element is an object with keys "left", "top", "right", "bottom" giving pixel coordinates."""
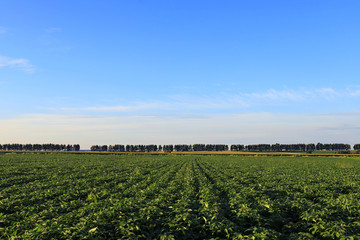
[{"left": 1, "top": 154, "right": 360, "bottom": 239}]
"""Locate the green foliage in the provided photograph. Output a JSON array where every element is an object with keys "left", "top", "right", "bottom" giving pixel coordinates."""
[{"left": 1, "top": 154, "right": 360, "bottom": 239}]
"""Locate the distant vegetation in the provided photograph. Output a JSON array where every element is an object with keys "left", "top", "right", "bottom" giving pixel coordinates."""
[
  {"left": 0, "top": 143, "right": 80, "bottom": 151},
  {"left": 90, "top": 143, "right": 356, "bottom": 153},
  {"left": 0, "top": 143, "right": 359, "bottom": 153}
]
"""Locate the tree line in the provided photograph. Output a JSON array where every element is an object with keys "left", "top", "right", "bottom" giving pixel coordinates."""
[
  {"left": 242, "top": 143, "right": 352, "bottom": 152},
  {"left": 90, "top": 144, "right": 230, "bottom": 152},
  {"left": 0, "top": 143, "right": 358, "bottom": 152},
  {"left": 90, "top": 143, "right": 358, "bottom": 152},
  {"left": 0, "top": 144, "right": 80, "bottom": 151}
]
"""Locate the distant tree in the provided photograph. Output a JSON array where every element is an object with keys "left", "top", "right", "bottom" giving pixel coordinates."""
[
  {"left": 345, "top": 144, "right": 351, "bottom": 151},
  {"left": 101, "top": 145, "right": 108, "bottom": 151},
  {"left": 271, "top": 143, "right": 280, "bottom": 152},
  {"left": 231, "top": 144, "right": 245, "bottom": 151},
  {"left": 145, "top": 145, "right": 158, "bottom": 152},
  {"left": 74, "top": 144, "right": 80, "bottom": 151},
  {"left": 306, "top": 144, "right": 315, "bottom": 153},
  {"left": 138, "top": 145, "right": 145, "bottom": 152},
  {"left": 175, "top": 144, "right": 191, "bottom": 152},
  {"left": 316, "top": 143, "right": 323, "bottom": 151},
  {"left": 129, "top": 145, "right": 135, "bottom": 152},
  {"left": 112, "top": 145, "right": 125, "bottom": 152},
  {"left": 163, "top": 145, "right": 173, "bottom": 152},
  {"left": 66, "top": 144, "right": 73, "bottom": 151},
  {"left": 90, "top": 145, "right": 100, "bottom": 151},
  {"left": 193, "top": 144, "right": 205, "bottom": 151}
]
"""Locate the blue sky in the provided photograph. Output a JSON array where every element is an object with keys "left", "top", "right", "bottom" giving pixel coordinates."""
[{"left": 1, "top": 0, "right": 360, "bottom": 148}]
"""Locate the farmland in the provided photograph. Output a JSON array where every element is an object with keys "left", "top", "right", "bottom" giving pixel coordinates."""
[{"left": 1, "top": 153, "right": 360, "bottom": 239}]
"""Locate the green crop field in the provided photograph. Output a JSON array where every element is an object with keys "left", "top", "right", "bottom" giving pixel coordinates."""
[{"left": 1, "top": 153, "right": 360, "bottom": 239}]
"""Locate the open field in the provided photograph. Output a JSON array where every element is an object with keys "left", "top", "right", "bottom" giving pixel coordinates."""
[{"left": 1, "top": 153, "right": 360, "bottom": 239}]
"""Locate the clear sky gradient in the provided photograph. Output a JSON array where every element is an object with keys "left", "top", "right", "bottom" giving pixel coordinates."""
[{"left": 1, "top": 0, "right": 360, "bottom": 148}]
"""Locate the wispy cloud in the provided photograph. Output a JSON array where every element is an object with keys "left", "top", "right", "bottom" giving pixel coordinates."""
[
  {"left": 248, "top": 89, "right": 304, "bottom": 101},
  {"left": 315, "top": 88, "right": 341, "bottom": 99},
  {"left": 53, "top": 95, "right": 249, "bottom": 114},
  {"left": 349, "top": 90, "right": 360, "bottom": 96},
  {"left": 83, "top": 103, "right": 164, "bottom": 112},
  {"left": 43, "top": 87, "right": 360, "bottom": 115},
  {"left": 54, "top": 102, "right": 166, "bottom": 112},
  {"left": 248, "top": 87, "right": 360, "bottom": 101},
  {"left": 168, "top": 93, "right": 249, "bottom": 109},
  {"left": 0, "top": 55, "right": 35, "bottom": 73}
]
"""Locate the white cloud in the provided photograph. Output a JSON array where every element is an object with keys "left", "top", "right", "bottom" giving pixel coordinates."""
[
  {"left": 168, "top": 93, "right": 249, "bottom": 109},
  {"left": 55, "top": 96, "right": 248, "bottom": 113},
  {"left": 248, "top": 87, "right": 360, "bottom": 102},
  {"left": 249, "top": 89, "right": 303, "bottom": 101},
  {"left": 349, "top": 90, "right": 360, "bottom": 96},
  {"left": 0, "top": 55, "right": 35, "bottom": 73},
  {"left": 315, "top": 88, "right": 341, "bottom": 99},
  {"left": 44, "top": 86, "right": 360, "bottom": 115},
  {"left": 51, "top": 102, "right": 171, "bottom": 113},
  {"left": 83, "top": 103, "right": 164, "bottom": 112}
]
